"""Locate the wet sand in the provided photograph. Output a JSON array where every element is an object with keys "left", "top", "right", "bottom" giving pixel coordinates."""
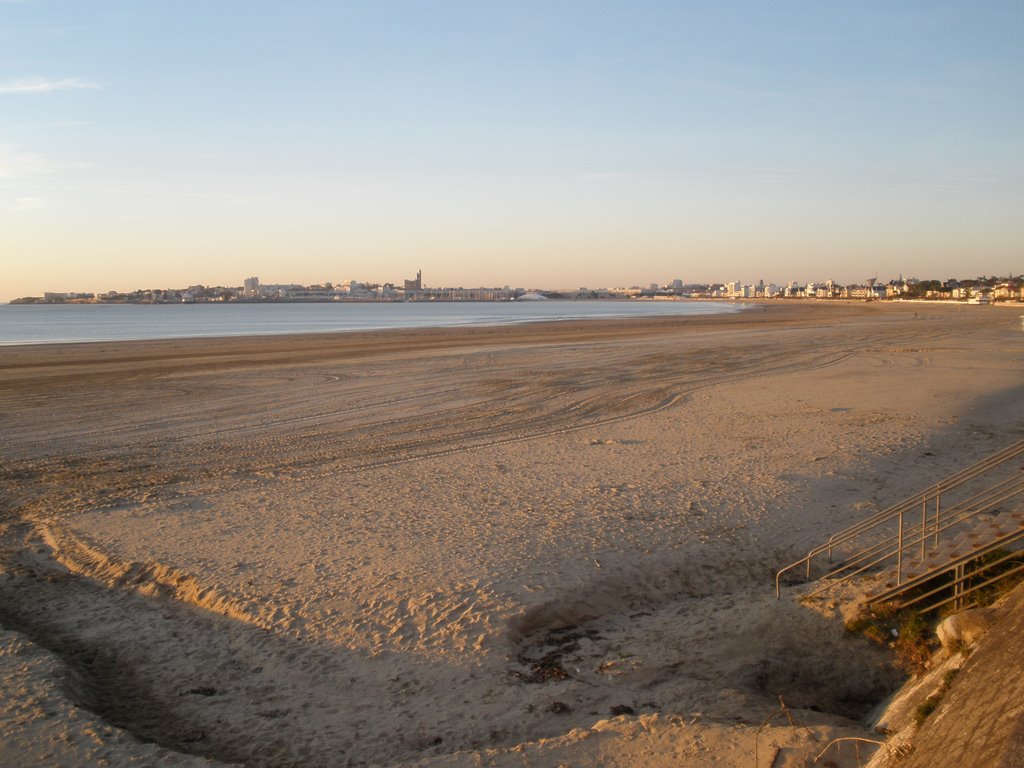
[{"left": 1, "top": 301, "right": 1023, "bottom": 767}]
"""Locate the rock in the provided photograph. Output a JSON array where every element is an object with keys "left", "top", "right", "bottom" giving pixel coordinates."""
[{"left": 936, "top": 608, "right": 997, "bottom": 651}]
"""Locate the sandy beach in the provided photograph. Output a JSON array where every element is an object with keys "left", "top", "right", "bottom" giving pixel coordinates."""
[{"left": 2, "top": 301, "right": 1023, "bottom": 767}]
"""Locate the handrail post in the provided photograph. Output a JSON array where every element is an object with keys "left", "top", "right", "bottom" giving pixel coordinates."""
[
  {"left": 921, "top": 495, "right": 927, "bottom": 559},
  {"left": 934, "top": 487, "right": 941, "bottom": 547},
  {"left": 896, "top": 512, "right": 904, "bottom": 586},
  {"left": 952, "top": 565, "right": 958, "bottom": 611}
]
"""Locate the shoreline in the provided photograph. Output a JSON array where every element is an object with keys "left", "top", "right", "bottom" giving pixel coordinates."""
[
  {"left": 0, "top": 299, "right": 749, "bottom": 350},
  {"left": 0, "top": 303, "right": 797, "bottom": 387},
  {"left": 2, "top": 299, "right": 1018, "bottom": 358},
  {"left": 0, "top": 302, "right": 893, "bottom": 379}
]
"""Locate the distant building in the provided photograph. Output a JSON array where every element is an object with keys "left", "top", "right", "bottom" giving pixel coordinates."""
[
  {"left": 243, "top": 276, "right": 260, "bottom": 296},
  {"left": 404, "top": 270, "right": 422, "bottom": 293},
  {"left": 725, "top": 280, "right": 744, "bottom": 298},
  {"left": 409, "top": 286, "right": 515, "bottom": 301},
  {"left": 41, "top": 291, "right": 95, "bottom": 302}
]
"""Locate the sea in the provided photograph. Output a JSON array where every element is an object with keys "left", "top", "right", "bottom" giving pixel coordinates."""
[{"left": 0, "top": 300, "right": 745, "bottom": 346}]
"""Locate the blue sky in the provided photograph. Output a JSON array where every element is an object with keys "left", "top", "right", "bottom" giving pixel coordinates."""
[{"left": 1, "top": 1, "right": 1022, "bottom": 299}]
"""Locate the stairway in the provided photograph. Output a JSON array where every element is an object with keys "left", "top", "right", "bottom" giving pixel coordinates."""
[
  {"left": 864, "top": 517, "right": 1024, "bottom": 614},
  {"left": 775, "top": 438, "right": 1024, "bottom": 615}
]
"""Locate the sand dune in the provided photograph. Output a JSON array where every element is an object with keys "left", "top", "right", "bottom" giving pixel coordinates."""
[{"left": 1, "top": 302, "right": 1022, "bottom": 766}]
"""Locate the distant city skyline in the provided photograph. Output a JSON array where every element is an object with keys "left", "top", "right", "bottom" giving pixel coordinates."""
[
  {"left": 8, "top": 264, "right": 1024, "bottom": 304},
  {"left": 15, "top": 269, "right": 1022, "bottom": 306},
  {"left": 2, "top": 1, "right": 1022, "bottom": 303}
]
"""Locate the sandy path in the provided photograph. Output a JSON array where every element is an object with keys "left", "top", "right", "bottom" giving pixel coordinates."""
[{"left": 1, "top": 302, "right": 1022, "bottom": 767}]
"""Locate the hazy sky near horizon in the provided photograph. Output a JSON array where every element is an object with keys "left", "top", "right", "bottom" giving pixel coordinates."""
[{"left": 1, "top": 1, "right": 1022, "bottom": 300}]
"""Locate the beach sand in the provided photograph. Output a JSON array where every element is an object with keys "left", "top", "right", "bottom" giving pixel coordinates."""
[{"left": 1, "top": 301, "right": 1022, "bottom": 767}]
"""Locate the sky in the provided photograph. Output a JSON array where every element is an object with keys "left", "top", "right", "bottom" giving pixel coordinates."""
[{"left": 1, "top": 1, "right": 1022, "bottom": 300}]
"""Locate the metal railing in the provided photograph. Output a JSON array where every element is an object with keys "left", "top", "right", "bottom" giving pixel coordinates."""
[
  {"left": 798, "top": 473, "right": 1024, "bottom": 601},
  {"left": 775, "top": 438, "right": 1024, "bottom": 599},
  {"left": 868, "top": 529, "right": 1024, "bottom": 615}
]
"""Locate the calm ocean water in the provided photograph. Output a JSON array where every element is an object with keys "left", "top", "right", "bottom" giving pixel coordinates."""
[{"left": 0, "top": 300, "right": 744, "bottom": 346}]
